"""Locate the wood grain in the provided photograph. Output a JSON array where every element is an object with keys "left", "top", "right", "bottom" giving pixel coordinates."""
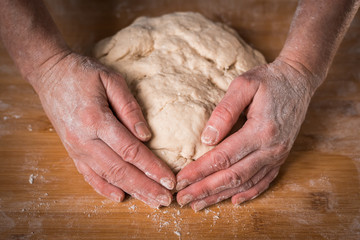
[{"left": 0, "top": 0, "right": 359, "bottom": 239}]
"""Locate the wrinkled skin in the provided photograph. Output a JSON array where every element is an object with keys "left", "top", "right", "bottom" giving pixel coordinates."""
[
  {"left": 33, "top": 52, "right": 176, "bottom": 208},
  {"left": 176, "top": 58, "right": 317, "bottom": 211},
  {"left": 173, "top": 0, "right": 360, "bottom": 211}
]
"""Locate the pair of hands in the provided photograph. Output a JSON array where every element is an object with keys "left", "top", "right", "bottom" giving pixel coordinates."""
[{"left": 32, "top": 51, "right": 315, "bottom": 210}]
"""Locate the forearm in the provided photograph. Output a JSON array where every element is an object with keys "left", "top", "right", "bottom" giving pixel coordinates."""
[
  {"left": 279, "top": 0, "right": 360, "bottom": 92},
  {"left": 0, "top": 0, "right": 69, "bottom": 87}
]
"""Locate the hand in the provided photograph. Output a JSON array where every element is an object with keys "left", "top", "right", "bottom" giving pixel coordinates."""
[
  {"left": 31, "top": 52, "right": 175, "bottom": 208},
  {"left": 176, "top": 58, "right": 318, "bottom": 211}
]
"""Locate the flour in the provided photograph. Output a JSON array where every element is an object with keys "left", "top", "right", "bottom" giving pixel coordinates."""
[
  {"left": 27, "top": 124, "right": 33, "bottom": 132},
  {"left": 128, "top": 204, "right": 137, "bottom": 212},
  {"left": 28, "top": 174, "right": 37, "bottom": 184},
  {"left": 0, "top": 100, "right": 10, "bottom": 111},
  {"left": 0, "top": 210, "right": 15, "bottom": 231}
]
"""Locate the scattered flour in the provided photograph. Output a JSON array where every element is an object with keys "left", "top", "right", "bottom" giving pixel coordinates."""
[
  {"left": 0, "top": 210, "right": 15, "bottom": 231},
  {"left": 28, "top": 174, "right": 37, "bottom": 184},
  {"left": 174, "top": 230, "right": 181, "bottom": 237},
  {"left": 27, "top": 124, "right": 33, "bottom": 132},
  {"left": 0, "top": 100, "right": 10, "bottom": 111},
  {"left": 128, "top": 204, "right": 137, "bottom": 212}
]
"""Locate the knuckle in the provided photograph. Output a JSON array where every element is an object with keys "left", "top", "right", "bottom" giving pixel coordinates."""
[
  {"left": 271, "top": 142, "right": 290, "bottom": 158},
  {"left": 119, "top": 141, "right": 141, "bottom": 162},
  {"left": 247, "top": 174, "right": 262, "bottom": 189},
  {"left": 232, "top": 76, "right": 250, "bottom": 88},
  {"left": 63, "top": 128, "right": 82, "bottom": 147},
  {"left": 77, "top": 106, "right": 102, "bottom": 128},
  {"left": 121, "top": 99, "right": 140, "bottom": 117},
  {"left": 263, "top": 121, "right": 280, "bottom": 138},
  {"left": 212, "top": 150, "right": 232, "bottom": 170},
  {"left": 247, "top": 176, "right": 256, "bottom": 188},
  {"left": 254, "top": 167, "right": 269, "bottom": 184},
  {"left": 83, "top": 173, "right": 95, "bottom": 185},
  {"left": 199, "top": 187, "right": 213, "bottom": 199},
  {"left": 64, "top": 141, "right": 94, "bottom": 162},
  {"left": 245, "top": 178, "right": 255, "bottom": 190},
  {"left": 65, "top": 107, "right": 102, "bottom": 143},
  {"left": 224, "top": 169, "right": 242, "bottom": 187},
  {"left": 238, "top": 179, "right": 254, "bottom": 193},
  {"left": 212, "top": 102, "right": 236, "bottom": 125},
  {"left": 231, "top": 77, "right": 243, "bottom": 86},
  {"left": 105, "top": 164, "right": 128, "bottom": 186}
]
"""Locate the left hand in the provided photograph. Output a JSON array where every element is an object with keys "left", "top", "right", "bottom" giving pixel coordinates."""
[{"left": 176, "top": 58, "right": 318, "bottom": 211}]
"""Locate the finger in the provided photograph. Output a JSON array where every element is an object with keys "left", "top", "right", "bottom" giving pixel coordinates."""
[
  {"left": 98, "top": 113, "right": 176, "bottom": 190},
  {"left": 101, "top": 71, "right": 151, "bottom": 142},
  {"left": 232, "top": 167, "right": 280, "bottom": 205},
  {"left": 74, "top": 160, "right": 125, "bottom": 202},
  {"left": 189, "top": 179, "right": 254, "bottom": 211},
  {"left": 187, "top": 165, "right": 274, "bottom": 211},
  {"left": 189, "top": 166, "right": 279, "bottom": 211},
  {"left": 176, "top": 120, "right": 260, "bottom": 191},
  {"left": 201, "top": 76, "right": 258, "bottom": 145},
  {"left": 86, "top": 139, "right": 173, "bottom": 207},
  {"left": 176, "top": 151, "right": 268, "bottom": 206}
]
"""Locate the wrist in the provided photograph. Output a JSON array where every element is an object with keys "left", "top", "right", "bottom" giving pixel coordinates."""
[
  {"left": 275, "top": 54, "right": 324, "bottom": 97},
  {"left": 26, "top": 48, "right": 73, "bottom": 94}
]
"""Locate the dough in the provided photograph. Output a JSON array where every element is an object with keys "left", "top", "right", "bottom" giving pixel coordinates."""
[{"left": 94, "top": 12, "right": 266, "bottom": 172}]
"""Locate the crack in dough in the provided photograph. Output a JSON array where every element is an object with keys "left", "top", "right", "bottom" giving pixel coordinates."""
[{"left": 94, "top": 12, "right": 266, "bottom": 172}]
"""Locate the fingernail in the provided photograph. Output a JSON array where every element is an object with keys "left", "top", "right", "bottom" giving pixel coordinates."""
[
  {"left": 156, "top": 194, "right": 171, "bottom": 206},
  {"left": 193, "top": 200, "right": 207, "bottom": 212},
  {"left": 176, "top": 179, "right": 189, "bottom": 191},
  {"left": 201, "top": 125, "right": 218, "bottom": 145},
  {"left": 179, "top": 194, "right": 193, "bottom": 206},
  {"left": 160, "top": 177, "right": 175, "bottom": 190},
  {"left": 110, "top": 192, "right": 122, "bottom": 202},
  {"left": 135, "top": 122, "right": 151, "bottom": 139},
  {"left": 250, "top": 194, "right": 259, "bottom": 201},
  {"left": 234, "top": 197, "right": 246, "bottom": 205}
]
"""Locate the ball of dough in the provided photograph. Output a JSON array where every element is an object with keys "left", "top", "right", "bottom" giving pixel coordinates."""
[{"left": 94, "top": 12, "right": 266, "bottom": 172}]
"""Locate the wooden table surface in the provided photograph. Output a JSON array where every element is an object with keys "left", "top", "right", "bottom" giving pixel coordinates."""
[{"left": 0, "top": 1, "right": 359, "bottom": 239}]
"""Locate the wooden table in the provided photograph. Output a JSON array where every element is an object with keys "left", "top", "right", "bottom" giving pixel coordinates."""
[{"left": 1, "top": 1, "right": 359, "bottom": 239}]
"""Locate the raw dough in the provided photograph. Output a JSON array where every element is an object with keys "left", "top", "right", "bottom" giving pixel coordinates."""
[{"left": 94, "top": 12, "right": 266, "bottom": 172}]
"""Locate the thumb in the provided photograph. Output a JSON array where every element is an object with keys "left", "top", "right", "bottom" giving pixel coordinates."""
[
  {"left": 101, "top": 71, "right": 152, "bottom": 141},
  {"left": 201, "top": 76, "right": 258, "bottom": 145}
]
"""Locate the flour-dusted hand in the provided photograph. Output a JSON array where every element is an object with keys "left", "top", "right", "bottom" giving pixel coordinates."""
[
  {"left": 31, "top": 52, "right": 175, "bottom": 207},
  {"left": 175, "top": 0, "right": 360, "bottom": 211},
  {"left": 0, "top": 0, "right": 176, "bottom": 208},
  {"left": 176, "top": 58, "right": 317, "bottom": 210}
]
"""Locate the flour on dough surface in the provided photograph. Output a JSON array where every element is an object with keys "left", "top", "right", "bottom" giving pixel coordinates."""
[{"left": 94, "top": 12, "right": 266, "bottom": 172}]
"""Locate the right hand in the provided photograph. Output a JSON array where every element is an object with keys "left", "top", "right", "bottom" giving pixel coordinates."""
[{"left": 29, "top": 51, "right": 175, "bottom": 208}]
